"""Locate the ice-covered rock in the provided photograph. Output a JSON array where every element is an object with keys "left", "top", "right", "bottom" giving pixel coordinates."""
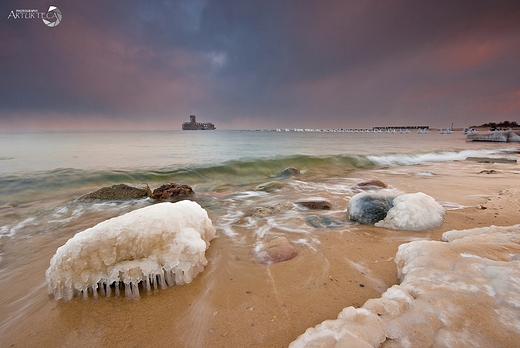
[
  {"left": 375, "top": 192, "right": 444, "bottom": 231},
  {"left": 347, "top": 193, "right": 394, "bottom": 224},
  {"left": 290, "top": 224, "right": 520, "bottom": 347},
  {"left": 46, "top": 201, "right": 216, "bottom": 301}
]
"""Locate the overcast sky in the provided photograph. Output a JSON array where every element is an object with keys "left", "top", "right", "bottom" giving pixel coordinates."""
[{"left": 1, "top": 0, "right": 519, "bottom": 130}]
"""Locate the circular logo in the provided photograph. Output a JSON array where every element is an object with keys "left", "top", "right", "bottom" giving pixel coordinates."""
[{"left": 42, "top": 6, "right": 61, "bottom": 27}]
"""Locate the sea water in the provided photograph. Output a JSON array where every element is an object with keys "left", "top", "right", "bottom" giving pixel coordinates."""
[{"left": 0, "top": 130, "right": 519, "bottom": 346}]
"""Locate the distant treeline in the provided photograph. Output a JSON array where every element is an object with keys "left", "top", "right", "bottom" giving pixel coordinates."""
[{"left": 471, "top": 121, "right": 519, "bottom": 129}]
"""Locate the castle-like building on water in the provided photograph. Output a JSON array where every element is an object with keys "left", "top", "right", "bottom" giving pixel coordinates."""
[{"left": 182, "top": 115, "right": 216, "bottom": 130}]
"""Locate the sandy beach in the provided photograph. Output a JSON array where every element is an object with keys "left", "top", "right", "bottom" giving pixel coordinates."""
[{"left": 2, "top": 156, "right": 520, "bottom": 348}]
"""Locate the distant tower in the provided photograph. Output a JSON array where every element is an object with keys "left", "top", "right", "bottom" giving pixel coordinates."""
[{"left": 190, "top": 115, "right": 196, "bottom": 123}]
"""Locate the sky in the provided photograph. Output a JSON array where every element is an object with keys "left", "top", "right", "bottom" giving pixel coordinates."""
[{"left": 1, "top": 0, "right": 519, "bottom": 131}]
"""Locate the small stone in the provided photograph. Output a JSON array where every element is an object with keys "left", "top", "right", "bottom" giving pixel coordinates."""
[
  {"left": 252, "top": 202, "right": 294, "bottom": 217},
  {"left": 296, "top": 200, "right": 332, "bottom": 210},
  {"left": 255, "top": 237, "right": 298, "bottom": 264},
  {"left": 277, "top": 167, "right": 300, "bottom": 178},
  {"left": 151, "top": 183, "right": 194, "bottom": 201},
  {"left": 352, "top": 180, "right": 388, "bottom": 190},
  {"left": 78, "top": 183, "right": 152, "bottom": 200},
  {"left": 254, "top": 181, "right": 285, "bottom": 192}
]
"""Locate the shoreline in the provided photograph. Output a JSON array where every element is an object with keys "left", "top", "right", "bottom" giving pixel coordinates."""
[
  {"left": 0, "top": 155, "right": 520, "bottom": 347},
  {"left": 2, "top": 185, "right": 520, "bottom": 347}
]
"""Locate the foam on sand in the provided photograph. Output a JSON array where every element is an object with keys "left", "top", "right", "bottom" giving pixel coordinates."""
[
  {"left": 46, "top": 201, "right": 216, "bottom": 301},
  {"left": 290, "top": 224, "right": 520, "bottom": 347}
]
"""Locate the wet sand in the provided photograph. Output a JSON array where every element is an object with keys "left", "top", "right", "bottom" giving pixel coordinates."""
[{"left": 2, "top": 162, "right": 520, "bottom": 348}]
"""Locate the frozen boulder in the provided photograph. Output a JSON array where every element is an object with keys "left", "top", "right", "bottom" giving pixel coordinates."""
[
  {"left": 348, "top": 193, "right": 395, "bottom": 224},
  {"left": 375, "top": 192, "right": 444, "bottom": 231},
  {"left": 46, "top": 201, "right": 216, "bottom": 301}
]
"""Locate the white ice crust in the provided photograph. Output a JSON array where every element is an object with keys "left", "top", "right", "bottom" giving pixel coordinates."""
[
  {"left": 375, "top": 192, "right": 445, "bottom": 231},
  {"left": 290, "top": 224, "right": 520, "bottom": 347},
  {"left": 46, "top": 201, "right": 216, "bottom": 300}
]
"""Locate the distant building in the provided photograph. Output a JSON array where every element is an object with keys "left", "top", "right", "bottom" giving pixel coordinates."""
[{"left": 182, "top": 115, "right": 216, "bottom": 130}]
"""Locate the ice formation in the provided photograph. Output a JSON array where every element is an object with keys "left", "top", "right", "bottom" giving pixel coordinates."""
[
  {"left": 375, "top": 192, "right": 444, "bottom": 231},
  {"left": 290, "top": 224, "right": 520, "bottom": 347},
  {"left": 46, "top": 201, "right": 216, "bottom": 301}
]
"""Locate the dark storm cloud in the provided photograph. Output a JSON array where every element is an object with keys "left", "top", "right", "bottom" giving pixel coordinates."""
[{"left": 0, "top": 0, "right": 519, "bottom": 129}]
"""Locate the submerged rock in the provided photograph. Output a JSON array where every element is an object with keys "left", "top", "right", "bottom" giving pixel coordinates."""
[
  {"left": 348, "top": 193, "right": 395, "bottom": 224},
  {"left": 254, "top": 181, "right": 285, "bottom": 192},
  {"left": 277, "top": 167, "right": 300, "bottom": 178},
  {"left": 255, "top": 237, "right": 298, "bottom": 264},
  {"left": 151, "top": 183, "right": 194, "bottom": 201},
  {"left": 351, "top": 179, "right": 388, "bottom": 190},
  {"left": 78, "top": 183, "right": 152, "bottom": 200},
  {"left": 252, "top": 202, "right": 294, "bottom": 217},
  {"left": 305, "top": 215, "right": 343, "bottom": 229},
  {"left": 296, "top": 200, "right": 332, "bottom": 210}
]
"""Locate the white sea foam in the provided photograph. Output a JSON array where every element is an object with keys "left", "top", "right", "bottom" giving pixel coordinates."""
[
  {"left": 46, "top": 201, "right": 216, "bottom": 301},
  {"left": 1, "top": 217, "right": 37, "bottom": 238},
  {"left": 290, "top": 224, "right": 520, "bottom": 347},
  {"left": 367, "top": 149, "right": 498, "bottom": 166}
]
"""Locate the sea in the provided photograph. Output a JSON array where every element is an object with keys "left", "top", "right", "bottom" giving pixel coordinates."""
[{"left": 1, "top": 129, "right": 519, "bottom": 347}]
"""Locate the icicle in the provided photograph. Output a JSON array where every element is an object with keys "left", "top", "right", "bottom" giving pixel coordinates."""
[
  {"left": 131, "top": 282, "right": 140, "bottom": 299},
  {"left": 124, "top": 282, "right": 132, "bottom": 298},
  {"left": 93, "top": 286, "right": 99, "bottom": 301},
  {"left": 145, "top": 277, "right": 151, "bottom": 292},
  {"left": 106, "top": 282, "right": 111, "bottom": 297},
  {"left": 152, "top": 274, "right": 158, "bottom": 290},
  {"left": 158, "top": 273, "right": 167, "bottom": 289},
  {"left": 99, "top": 282, "right": 106, "bottom": 297},
  {"left": 165, "top": 270, "right": 174, "bottom": 286},
  {"left": 82, "top": 289, "right": 88, "bottom": 301},
  {"left": 115, "top": 282, "right": 120, "bottom": 297}
]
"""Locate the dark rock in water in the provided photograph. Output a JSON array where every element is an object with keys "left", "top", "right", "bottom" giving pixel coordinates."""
[
  {"left": 348, "top": 193, "right": 394, "bottom": 224},
  {"left": 306, "top": 215, "right": 326, "bottom": 228},
  {"left": 254, "top": 181, "right": 285, "bottom": 192},
  {"left": 277, "top": 167, "right": 300, "bottom": 178},
  {"left": 78, "top": 183, "right": 152, "bottom": 200},
  {"left": 351, "top": 180, "right": 388, "bottom": 190},
  {"left": 252, "top": 202, "right": 294, "bottom": 217},
  {"left": 305, "top": 215, "right": 343, "bottom": 228},
  {"left": 151, "top": 183, "right": 194, "bottom": 201},
  {"left": 466, "top": 157, "right": 517, "bottom": 164},
  {"left": 255, "top": 237, "right": 298, "bottom": 264},
  {"left": 296, "top": 200, "right": 332, "bottom": 210},
  {"left": 479, "top": 170, "right": 499, "bottom": 174}
]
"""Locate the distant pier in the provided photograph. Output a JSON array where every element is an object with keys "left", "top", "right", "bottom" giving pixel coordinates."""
[
  {"left": 182, "top": 115, "right": 216, "bottom": 130},
  {"left": 251, "top": 125, "right": 430, "bottom": 133}
]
